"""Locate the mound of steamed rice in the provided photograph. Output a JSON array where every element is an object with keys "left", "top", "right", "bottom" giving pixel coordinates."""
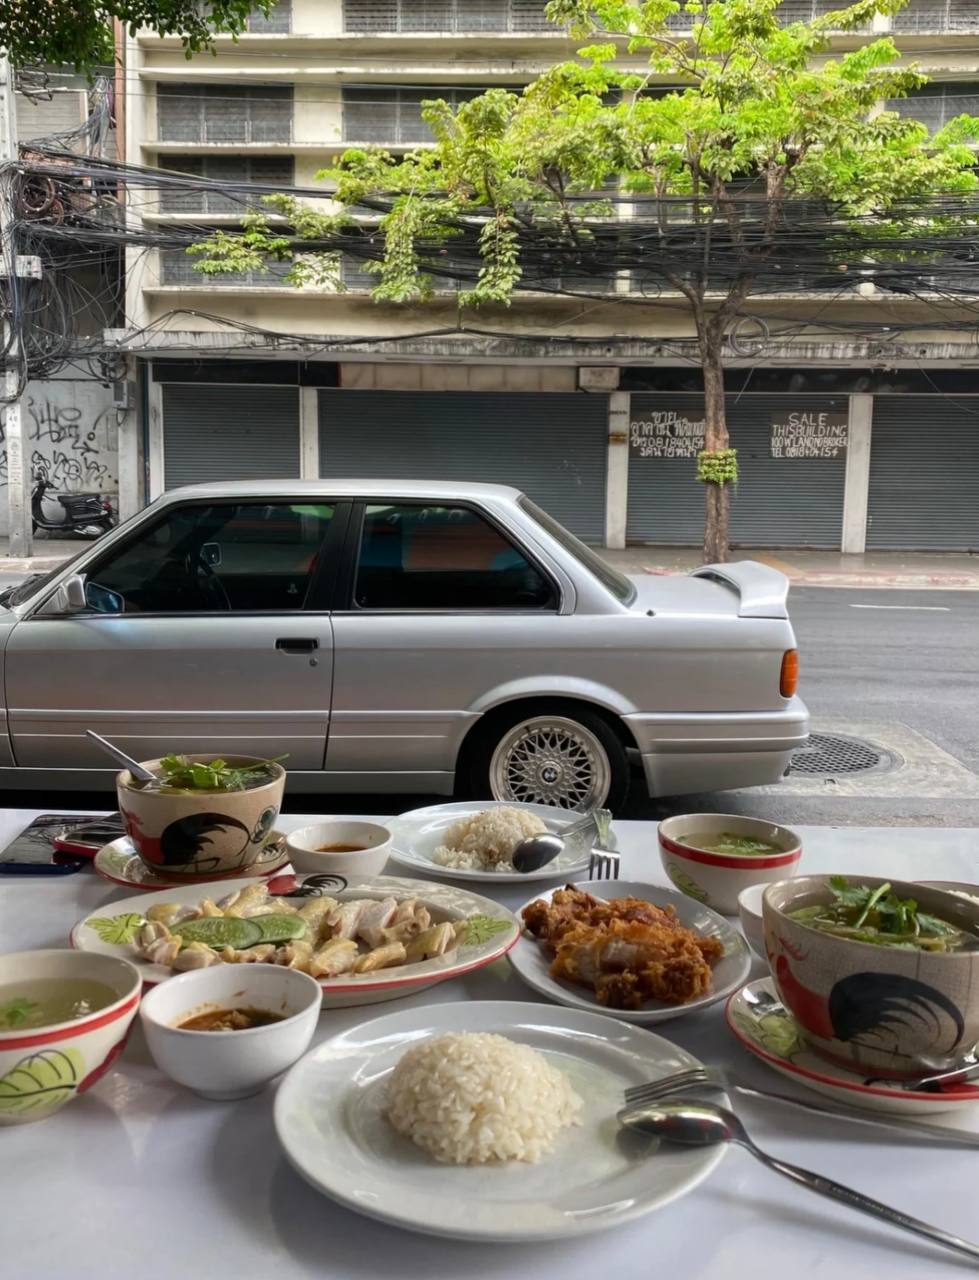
[
  {"left": 432, "top": 807, "right": 548, "bottom": 872},
  {"left": 385, "top": 1031, "right": 583, "bottom": 1165}
]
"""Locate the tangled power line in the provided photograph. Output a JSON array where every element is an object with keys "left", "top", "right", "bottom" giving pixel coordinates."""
[{"left": 6, "top": 141, "right": 979, "bottom": 401}]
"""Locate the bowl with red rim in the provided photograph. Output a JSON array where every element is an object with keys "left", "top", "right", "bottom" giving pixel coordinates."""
[
  {"left": 658, "top": 813, "right": 802, "bottom": 915},
  {"left": 0, "top": 949, "right": 142, "bottom": 1125}
]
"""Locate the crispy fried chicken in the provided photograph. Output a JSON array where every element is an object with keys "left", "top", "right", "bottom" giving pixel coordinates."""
[{"left": 522, "top": 885, "right": 723, "bottom": 1009}]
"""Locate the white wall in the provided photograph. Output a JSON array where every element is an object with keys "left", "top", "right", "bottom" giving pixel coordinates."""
[{"left": 0, "top": 381, "right": 119, "bottom": 533}]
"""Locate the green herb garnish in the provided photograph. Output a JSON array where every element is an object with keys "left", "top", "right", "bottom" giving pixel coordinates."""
[
  {"left": 0, "top": 997, "right": 39, "bottom": 1028},
  {"left": 157, "top": 754, "right": 286, "bottom": 792},
  {"left": 790, "top": 878, "right": 971, "bottom": 952}
]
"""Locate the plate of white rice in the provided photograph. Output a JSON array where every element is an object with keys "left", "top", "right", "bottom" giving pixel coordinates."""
[
  {"left": 387, "top": 801, "right": 609, "bottom": 883},
  {"left": 274, "top": 999, "right": 726, "bottom": 1241}
]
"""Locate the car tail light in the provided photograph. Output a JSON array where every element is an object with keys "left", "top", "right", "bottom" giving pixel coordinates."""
[{"left": 780, "top": 649, "right": 799, "bottom": 698}]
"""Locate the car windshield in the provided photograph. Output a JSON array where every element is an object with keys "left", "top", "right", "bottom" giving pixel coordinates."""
[{"left": 519, "top": 497, "right": 635, "bottom": 605}]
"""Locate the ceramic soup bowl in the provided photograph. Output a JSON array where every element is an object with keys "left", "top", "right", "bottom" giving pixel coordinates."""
[
  {"left": 0, "top": 949, "right": 142, "bottom": 1125},
  {"left": 763, "top": 875, "right": 979, "bottom": 1078},
  {"left": 659, "top": 813, "right": 802, "bottom": 914},
  {"left": 117, "top": 756, "right": 285, "bottom": 878}
]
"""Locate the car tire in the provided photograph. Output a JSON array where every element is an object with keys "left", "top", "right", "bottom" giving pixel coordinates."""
[{"left": 466, "top": 706, "right": 630, "bottom": 812}]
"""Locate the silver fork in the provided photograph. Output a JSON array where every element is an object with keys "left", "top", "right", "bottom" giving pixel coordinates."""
[
  {"left": 624, "top": 1066, "right": 979, "bottom": 1148},
  {"left": 588, "top": 848, "right": 620, "bottom": 880}
]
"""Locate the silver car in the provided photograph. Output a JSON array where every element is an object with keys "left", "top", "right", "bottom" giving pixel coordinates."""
[{"left": 0, "top": 480, "right": 809, "bottom": 809}]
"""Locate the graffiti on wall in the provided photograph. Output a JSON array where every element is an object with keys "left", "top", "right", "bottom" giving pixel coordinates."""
[{"left": 0, "top": 382, "right": 119, "bottom": 533}]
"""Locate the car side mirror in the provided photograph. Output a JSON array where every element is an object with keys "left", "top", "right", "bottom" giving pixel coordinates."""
[{"left": 39, "top": 573, "right": 88, "bottom": 616}]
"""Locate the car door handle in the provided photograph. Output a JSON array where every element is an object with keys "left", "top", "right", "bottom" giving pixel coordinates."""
[{"left": 275, "top": 637, "right": 319, "bottom": 653}]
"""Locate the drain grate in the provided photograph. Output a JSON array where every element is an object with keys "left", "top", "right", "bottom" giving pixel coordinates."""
[{"left": 790, "top": 732, "right": 894, "bottom": 777}]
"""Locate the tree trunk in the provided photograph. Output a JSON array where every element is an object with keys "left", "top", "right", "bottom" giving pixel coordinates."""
[{"left": 701, "top": 337, "right": 730, "bottom": 564}]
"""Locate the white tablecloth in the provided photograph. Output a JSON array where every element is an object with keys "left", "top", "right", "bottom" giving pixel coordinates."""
[{"left": 2, "top": 811, "right": 977, "bottom": 1279}]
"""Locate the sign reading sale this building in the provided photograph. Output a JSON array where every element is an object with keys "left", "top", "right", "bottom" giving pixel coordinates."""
[{"left": 771, "top": 411, "right": 849, "bottom": 459}]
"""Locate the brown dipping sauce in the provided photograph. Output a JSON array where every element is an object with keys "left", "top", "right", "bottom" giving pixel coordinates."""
[
  {"left": 317, "top": 843, "right": 365, "bottom": 853},
  {"left": 178, "top": 1007, "right": 285, "bottom": 1032}
]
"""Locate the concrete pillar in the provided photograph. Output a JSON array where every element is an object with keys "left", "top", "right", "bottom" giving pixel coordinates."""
[
  {"left": 300, "top": 386, "right": 319, "bottom": 479},
  {"left": 605, "top": 390, "right": 630, "bottom": 549},
  {"left": 842, "top": 392, "right": 873, "bottom": 554},
  {"left": 116, "top": 361, "right": 142, "bottom": 521},
  {"left": 147, "top": 375, "right": 165, "bottom": 500}
]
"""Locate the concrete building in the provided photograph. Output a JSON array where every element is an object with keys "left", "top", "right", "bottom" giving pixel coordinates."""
[{"left": 111, "top": 1, "right": 979, "bottom": 551}]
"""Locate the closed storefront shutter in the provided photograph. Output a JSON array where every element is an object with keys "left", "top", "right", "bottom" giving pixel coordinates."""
[
  {"left": 627, "top": 393, "right": 847, "bottom": 547},
  {"left": 319, "top": 390, "right": 608, "bottom": 541},
  {"left": 162, "top": 384, "right": 301, "bottom": 489},
  {"left": 867, "top": 396, "right": 979, "bottom": 550}
]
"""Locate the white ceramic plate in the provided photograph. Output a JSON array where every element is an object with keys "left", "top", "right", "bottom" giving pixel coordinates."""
[
  {"left": 71, "top": 874, "right": 519, "bottom": 1008},
  {"left": 274, "top": 999, "right": 725, "bottom": 1241},
  {"left": 727, "top": 978, "right": 979, "bottom": 1116},
  {"left": 508, "top": 879, "right": 751, "bottom": 1025},
  {"left": 387, "top": 800, "right": 611, "bottom": 883},
  {"left": 93, "top": 833, "right": 290, "bottom": 890}
]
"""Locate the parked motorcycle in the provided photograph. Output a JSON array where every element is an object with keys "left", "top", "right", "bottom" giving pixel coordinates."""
[{"left": 32, "top": 469, "right": 116, "bottom": 539}]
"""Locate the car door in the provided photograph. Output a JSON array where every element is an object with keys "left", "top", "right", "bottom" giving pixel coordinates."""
[
  {"left": 326, "top": 500, "right": 565, "bottom": 788},
  {"left": 4, "top": 498, "right": 344, "bottom": 774}
]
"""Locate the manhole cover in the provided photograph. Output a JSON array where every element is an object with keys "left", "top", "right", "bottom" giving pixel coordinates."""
[{"left": 791, "top": 732, "right": 895, "bottom": 777}]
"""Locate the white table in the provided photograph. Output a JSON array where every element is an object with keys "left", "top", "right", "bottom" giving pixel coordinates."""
[{"left": 2, "top": 811, "right": 977, "bottom": 1279}]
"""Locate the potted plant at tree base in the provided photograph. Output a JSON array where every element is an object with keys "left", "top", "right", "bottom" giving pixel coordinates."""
[{"left": 117, "top": 754, "right": 286, "bottom": 879}]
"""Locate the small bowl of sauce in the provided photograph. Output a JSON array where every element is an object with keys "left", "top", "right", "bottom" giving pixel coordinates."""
[
  {"left": 286, "top": 821, "right": 392, "bottom": 878},
  {"left": 178, "top": 1007, "right": 285, "bottom": 1032}
]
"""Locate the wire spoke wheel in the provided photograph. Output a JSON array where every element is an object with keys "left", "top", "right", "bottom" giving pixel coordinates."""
[{"left": 488, "top": 715, "right": 612, "bottom": 810}]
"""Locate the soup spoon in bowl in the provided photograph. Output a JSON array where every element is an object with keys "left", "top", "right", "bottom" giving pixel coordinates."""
[{"left": 618, "top": 1099, "right": 979, "bottom": 1263}]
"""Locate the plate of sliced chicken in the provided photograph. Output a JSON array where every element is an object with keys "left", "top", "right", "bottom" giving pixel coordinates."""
[
  {"left": 71, "top": 875, "right": 520, "bottom": 1009},
  {"left": 509, "top": 880, "right": 751, "bottom": 1024}
]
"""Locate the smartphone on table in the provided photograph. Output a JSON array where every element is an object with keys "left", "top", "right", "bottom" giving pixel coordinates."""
[{"left": 0, "top": 813, "right": 125, "bottom": 875}]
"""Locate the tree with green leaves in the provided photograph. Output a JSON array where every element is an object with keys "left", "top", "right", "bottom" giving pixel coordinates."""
[
  {"left": 192, "top": 0, "right": 979, "bottom": 561},
  {"left": 1, "top": 2, "right": 272, "bottom": 74}
]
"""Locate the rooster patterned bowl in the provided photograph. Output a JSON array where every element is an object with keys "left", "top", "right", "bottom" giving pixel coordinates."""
[
  {"left": 117, "top": 756, "right": 286, "bottom": 879},
  {"left": 763, "top": 875, "right": 979, "bottom": 1079},
  {"left": 0, "top": 949, "right": 142, "bottom": 1125}
]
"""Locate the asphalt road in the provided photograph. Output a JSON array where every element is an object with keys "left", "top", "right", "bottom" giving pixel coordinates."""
[{"left": 0, "top": 585, "right": 975, "bottom": 828}]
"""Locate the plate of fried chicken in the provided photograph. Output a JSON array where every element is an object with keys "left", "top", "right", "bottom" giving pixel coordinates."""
[{"left": 511, "top": 881, "right": 751, "bottom": 1023}]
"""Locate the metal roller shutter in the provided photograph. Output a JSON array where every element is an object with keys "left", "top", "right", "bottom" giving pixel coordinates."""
[
  {"left": 627, "top": 393, "right": 847, "bottom": 547},
  {"left": 319, "top": 390, "right": 608, "bottom": 541},
  {"left": 162, "top": 384, "right": 301, "bottom": 489},
  {"left": 867, "top": 396, "right": 979, "bottom": 550}
]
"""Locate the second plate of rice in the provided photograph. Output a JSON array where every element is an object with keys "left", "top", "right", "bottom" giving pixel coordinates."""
[
  {"left": 387, "top": 801, "right": 606, "bottom": 883},
  {"left": 274, "top": 1000, "right": 726, "bottom": 1241}
]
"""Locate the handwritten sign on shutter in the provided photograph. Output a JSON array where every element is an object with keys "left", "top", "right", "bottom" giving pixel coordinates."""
[
  {"left": 771, "top": 411, "right": 848, "bottom": 459},
  {"left": 630, "top": 409, "right": 706, "bottom": 458}
]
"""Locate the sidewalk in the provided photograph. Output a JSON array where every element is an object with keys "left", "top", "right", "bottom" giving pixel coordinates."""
[
  {"left": 0, "top": 538, "right": 977, "bottom": 591},
  {"left": 600, "top": 547, "right": 979, "bottom": 590}
]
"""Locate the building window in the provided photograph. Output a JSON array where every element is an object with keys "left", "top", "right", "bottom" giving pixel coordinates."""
[
  {"left": 886, "top": 82, "right": 979, "bottom": 132},
  {"left": 342, "top": 0, "right": 551, "bottom": 33},
  {"left": 157, "top": 85, "right": 293, "bottom": 145},
  {"left": 160, "top": 249, "right": 294, "bottom": 287},
  {"left": 246, "top": 1, "right": 292, "bottom": 33},
  {"left": 892, "top": 1, "right": 978, "bottom": 33},
  {"left": 160, "top": 155, "right": 295, "bottom": 214},
  {"left": 774, "top": 0, "right": 866, "bottom": 24},
  {"left": 342, "top": 86, "right": 502, "bottom": 144}
]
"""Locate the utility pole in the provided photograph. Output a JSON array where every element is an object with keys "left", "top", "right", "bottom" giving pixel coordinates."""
[{"left": 0, "top": 55, "right": 32, "bottom": 558}]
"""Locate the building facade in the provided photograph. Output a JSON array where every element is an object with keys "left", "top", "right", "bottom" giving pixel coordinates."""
[{"left": 114, "top": 1, "right": 979, "bottom": 550}]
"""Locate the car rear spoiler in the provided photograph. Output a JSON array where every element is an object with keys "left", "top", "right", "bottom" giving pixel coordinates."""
[{"left": 692, "top": 561, "right": 790, "bottom": 619}]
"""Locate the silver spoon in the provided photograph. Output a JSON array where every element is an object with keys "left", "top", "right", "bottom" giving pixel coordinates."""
[
  {"left": 511, "top": 808, "right": 610, "bottom": 874},
  {"left": 619, "top": 1099, "right": 979, "bottom": 1265},
  {"left": 85, "top": 730, "right": 158, "bottom": 783}
]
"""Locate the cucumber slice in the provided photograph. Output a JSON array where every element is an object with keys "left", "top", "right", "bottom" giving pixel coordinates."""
[
  {"left": 249, "top": 914, "right": 307, "bottom": 945},
  {"left": 172, "top": 917, "right": 262, "bottom": 950}
]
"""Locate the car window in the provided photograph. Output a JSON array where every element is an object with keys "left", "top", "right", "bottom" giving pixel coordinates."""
[
  {"left": 519, "top": 496, "right": 636, "bottom": 605},
  {"left": 354, "top": 504, "right": 556, "bottom": 611},
  {"left": 82, "top": 502, "right": 335, "bottom": 614}
]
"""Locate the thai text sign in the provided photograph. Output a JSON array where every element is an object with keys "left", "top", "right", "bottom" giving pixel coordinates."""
[{"left": 630, "top": 409, "right": 706, "bottom": 458}]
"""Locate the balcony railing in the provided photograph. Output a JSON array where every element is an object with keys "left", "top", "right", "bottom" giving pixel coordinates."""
[
  {"left": 342, "top": 86, "right": 493, "bottom": 143},
  {"left": 343, "top": 0, "right": 552, "bottom": 33},
  {"left": 892, "top": 2, "right": 979, "bottom": 33},
  {"left": 160, "top": 250, "right": 293, "bottom": 286},
  {"left": 246, "top": 1, "right": 292, "bottom": 33},
  {"left": 159, "top": 156, "right": 295, "bottom": 214},
  {"left": 157, "top": 85, "right": 293, "bottom": 145},
  {"left": 886, "top": 83, "right": 979, "bottom": 132}
]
